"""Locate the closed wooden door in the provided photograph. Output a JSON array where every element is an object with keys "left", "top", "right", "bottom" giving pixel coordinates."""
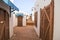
[
  {"left": 18, "top": 16, "right": 23, "bottom": 26},
  {"left": 40, "top": 1, "right": 54, "bottom": 40},
  {"left": 0, "top": 9, "right": 9, "bottom": 40},
  {"left": 0, "top": 9, "right": 5, "bottom": 40},
  {"left": 4, "top": 11, "right": 9, "bottom": 40}
]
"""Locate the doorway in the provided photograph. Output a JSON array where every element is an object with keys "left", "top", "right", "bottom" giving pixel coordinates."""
[
  {"left": 0, "top": 8, "right": 9, "bottom": 40},
  {"left": 18, "top": 16, "right": 23, "bottom": 26}
]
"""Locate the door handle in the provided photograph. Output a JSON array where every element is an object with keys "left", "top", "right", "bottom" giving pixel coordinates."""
[{"left": 0, "top": 21, "right": 4, "bottom": 24}]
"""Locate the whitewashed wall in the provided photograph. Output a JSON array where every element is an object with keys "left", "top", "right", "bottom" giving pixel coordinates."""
[
  {"left": 23, "top": 15, "right": 26, "bottom": 26},
  {"left": 9, "top": 13, "right": 13, "bottom": 38},
  {"left": 53, "top": 0, "right": 60, "bottom": 40},
  {"left": 32, "top": 8, "right": 35, "bottom": 22},
  {"left": 9, "top": 12, "right": 18, "bottom": 38}
]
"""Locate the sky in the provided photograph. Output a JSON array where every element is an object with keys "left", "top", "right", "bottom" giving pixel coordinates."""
[
  {"left": 10, "top": 0, "right": 14, "bottom": 3},
  {"left": 10, "top": 0, "right": 36, "bottom": 14}
]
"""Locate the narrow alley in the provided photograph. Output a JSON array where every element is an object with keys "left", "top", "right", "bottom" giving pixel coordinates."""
[
  {"left": 10, "top": 15, "right": 40, "bottom": 40},
  {"left": 0, "top": 0, "right": 60, "bottom": 40},
  {"left": 10, "top": 25, "right": 40, "bottom": 40}
]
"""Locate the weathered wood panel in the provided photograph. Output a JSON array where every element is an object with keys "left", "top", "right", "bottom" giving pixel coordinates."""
[
  {"left": 40, "top": 0, "right": 54, "bottom": 40},
  {"left": 0, "top": 9, "right": 9, "bottom": 40},
  {"left": 18, "top": 16, "right": 23, "bottom": 26}
]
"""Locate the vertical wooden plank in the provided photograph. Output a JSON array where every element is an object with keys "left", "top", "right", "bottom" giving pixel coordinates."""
[
  {"left": 49, "top": 1, "right": 54, "bottom": 40},
  {"left": 0, "top": 9, "right": 5, "bottom": 40}
]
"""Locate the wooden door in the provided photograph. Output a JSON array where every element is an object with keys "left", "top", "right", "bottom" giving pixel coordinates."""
[
  {"left": 18, "top": 16, "right": 23, "bottom": 26},
  {"left": 0, "top": 9, "right": 5, "bottom": 40},
  {"left": 34, "top": 12, "right": 38, "bottom": 27},
  {"left": 40, "top": 1, "right": 54, "bottom": 40},
  {"left": 0, "top": 9, "right": 9, "bottom": 40},
  {"left": 4, "top": 11, "right": 9, "bottom": 40}
]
